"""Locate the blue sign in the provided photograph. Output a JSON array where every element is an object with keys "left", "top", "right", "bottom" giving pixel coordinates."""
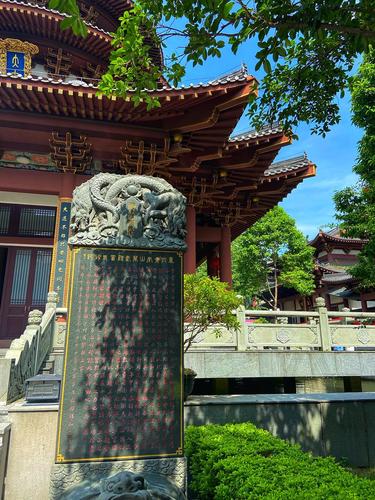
[{"left": 6, "top": 51, "right": 25, "bottom": 76}]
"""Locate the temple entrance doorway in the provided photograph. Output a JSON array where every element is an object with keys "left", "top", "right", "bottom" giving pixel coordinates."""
[{"left": 0, "top": 246, "right": 52, "bottom": 347}]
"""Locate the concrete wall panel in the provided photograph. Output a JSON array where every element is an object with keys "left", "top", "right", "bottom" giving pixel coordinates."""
[{"left": 4, "top": 408, "right": 58, "bottom": 500}]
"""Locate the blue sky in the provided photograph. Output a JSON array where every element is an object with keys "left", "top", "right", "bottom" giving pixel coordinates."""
[{"left": 165, "top": 38, "right": 362, "bottom": 240}]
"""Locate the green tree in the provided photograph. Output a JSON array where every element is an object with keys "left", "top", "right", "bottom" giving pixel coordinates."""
[
  {"left": 49, "top": 0, "right": 375, "bottom": 135},
  {"left": 184, "top": 274, "right": 242, "bottom": 351},
  {"left": 334, "top": 48, "right": 375, "bottom": 288},
  {"left": 232, "top": 206, "right": 315, "bottom": 308}
]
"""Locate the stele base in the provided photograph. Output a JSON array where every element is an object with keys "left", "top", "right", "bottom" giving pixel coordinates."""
[{"left": 50, "top": 456, "right": 187, "bottom": 499}]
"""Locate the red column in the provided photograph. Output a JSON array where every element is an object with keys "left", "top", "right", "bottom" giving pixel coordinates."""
[
  {"left": 220, "top": 225, "right": 232, "bottom": 286},
  {"left": 207, "top": 247, "right": 220, "bottom": 278},
  {"left": 60, "top": 172, "right": 76, "bottom": 198},
  {"left": 184, "top": 205, "right": 196, "bottom": 274}
]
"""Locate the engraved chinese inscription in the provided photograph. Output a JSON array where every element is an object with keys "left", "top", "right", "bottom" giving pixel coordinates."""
[{"left": 56, "top": 247, "right": 183, "bottom": 462}]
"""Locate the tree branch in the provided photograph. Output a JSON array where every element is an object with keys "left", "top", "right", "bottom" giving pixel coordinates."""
[{"left": 235, "top": 0, "right": 375, "bottom": 39}]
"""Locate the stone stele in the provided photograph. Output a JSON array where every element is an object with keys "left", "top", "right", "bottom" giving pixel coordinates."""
[{"left": 51, "top": 173, "right": 187, "bottom": 498}]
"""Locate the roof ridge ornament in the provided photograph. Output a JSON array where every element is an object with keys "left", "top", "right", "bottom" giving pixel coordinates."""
[{"left": 209, "top": 63, "right": 249, "bottom": 85}]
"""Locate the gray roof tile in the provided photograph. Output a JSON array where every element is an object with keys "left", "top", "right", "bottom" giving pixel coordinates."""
[
  {"left": 264, "top": 154, "right": 310, "bottom": 177},
  {"left": 229, "top": 123, "right": 283, "bottom": 142}
]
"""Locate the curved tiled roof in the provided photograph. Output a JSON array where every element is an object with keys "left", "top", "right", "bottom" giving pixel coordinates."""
[
  {"left": 315, "top": 260, "right": 356, "bottom": 285},
  {"left": 92, "top": 0, "right": 131, "bottom": 19},
  {"left": 229, "top": 123, "right": 283, "bottom": 142},
  {"left": 1, "top": 0, "right": 113, "bottom": 36},
  {"left": 0, "top": 68, "right": 254, "bottom": 91},
  {"left": 0, "top": 0, "right": 163, "bottom": 67},
  {"left": 264, "top": 154, "right": 312, "bottom": 177},
  {"left": 321, "top": 272, "right": 354, "bottom": 284},
  {"left": 316, "top": 262, "right": 344, "bottom": 274},
  {"left": 310, "top": 229, "right": 367, "bottom": 247}
]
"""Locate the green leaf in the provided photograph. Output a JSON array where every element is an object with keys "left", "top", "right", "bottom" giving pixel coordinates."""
[{"left": 263, "top": 59, "right": 272, "bottom": 74}]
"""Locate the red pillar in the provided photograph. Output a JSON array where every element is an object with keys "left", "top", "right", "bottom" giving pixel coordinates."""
[
  {"left": 184, "top": 205, "right": 196, "bottom": 274},
  {"left": 61, "top": 172, "right": 76, "bottom": 198},
  {"left": 207, "top": 247, "right": 220, "bottom": 278},
  {"left": 220, "top": 225, "right": 232, "bottom": 286}
]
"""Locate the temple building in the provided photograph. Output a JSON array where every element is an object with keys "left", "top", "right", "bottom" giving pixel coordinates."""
[
  {"left": 278, "top": 228, "right": 375, "bottom": 312},
  {"left": 0, "top": 0, "right": 315, "bottom": 346}
]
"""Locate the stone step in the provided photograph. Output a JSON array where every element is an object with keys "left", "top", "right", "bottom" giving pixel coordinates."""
[{"left": 40, "top": 357, "right": 55, "bottom": 375}]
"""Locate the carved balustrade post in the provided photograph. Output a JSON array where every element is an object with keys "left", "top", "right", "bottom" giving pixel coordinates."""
[
  {"left": 315, "top": 297, "right": 331, "bottom": 351},
  {"left": 342, "top": 307, "right": 351, "bottom": 325},
  {"left": 28, "top": 310, "right": 45, "bottom": 375},
  {"left": 236, "top": 304, "right": 247, "bottom": 351},
  {"left": 46, "top": 290, "right": 65, "bottom": 350},
  {"left": 46, "top": 291, "right": 58, "bottom": 311},
  {"left": 6, "top": 310, "right": 43, "bottom": 364}
]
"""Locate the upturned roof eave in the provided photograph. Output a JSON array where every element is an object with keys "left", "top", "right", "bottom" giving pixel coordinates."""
[
  {"left": 310, "top": 230, "right": 367, "bottom": 247},
  {"left": 0, "top": 72, "right": 255, "bottom": 97}
]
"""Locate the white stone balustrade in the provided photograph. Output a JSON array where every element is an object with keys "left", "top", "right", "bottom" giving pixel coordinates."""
[
  {"left": 0, "top": 292, "right": 61, "bottom": 404},
  {"left": 186, "top": 298, "right": 375, "bottom": 351}
]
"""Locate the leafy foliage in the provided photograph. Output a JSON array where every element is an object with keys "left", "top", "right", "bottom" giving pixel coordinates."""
[
  {"left": 334, "top": 48, "right": 375, "bottom": 287},
  {"left": 49, "top": 0, "right": 375, "bottom": 135},
  {"left": 185, "top": 423, "right": 375, "bottom": 500},
  {"left": 232, "top": 206, "right": 315, "bottom": 308},
  {"left": 98, "top": 5, "right": 162, "bottom": 111},
  {"left": 48, "top": 0, "right": 87, "bottom": 36},
  {"left": 184, "top": 274, "right": 242, "bottom": 352}
]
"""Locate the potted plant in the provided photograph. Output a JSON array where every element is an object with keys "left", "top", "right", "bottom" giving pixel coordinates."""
[
  {"left": 183, "top": 367, "right": 197, "bottom": 400},
  {"left": 183, "top": 274, "right": 242, "bottom": 399}
]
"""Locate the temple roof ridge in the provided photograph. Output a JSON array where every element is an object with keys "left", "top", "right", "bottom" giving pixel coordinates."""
[
  {"left": 0, "top": 69, "right": 255, "bottom": 93},
  {"left": 310, "top": 228, "right": 368, "bottom": 246},
  {"left": 209, "top": 64, "right": 250, "bottom": 84},
  {"left": 229, "top": 122, "right": 283, "bottom": 142},
  {"left": 1, "top": 0, "right": 113, "bottom": 36},
  {"left": 264, "top": 153, "right": 312, "bottom": 176},
  {"left": 321, "top": 271, "right": 354, "bottom": 284}
]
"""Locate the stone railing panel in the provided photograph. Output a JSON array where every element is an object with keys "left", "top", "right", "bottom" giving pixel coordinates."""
[
  {"left": 330, "top": 325, "right": 375, "bottom": 348},
  {"left": 246, "top": 324, "right": 321, "bottom": 349},
  {"left": 185, "top": 299, "right": 375, "bottom": 352},
  {"left": 186, "top": 325, "right": 236, "bottom": 349}
]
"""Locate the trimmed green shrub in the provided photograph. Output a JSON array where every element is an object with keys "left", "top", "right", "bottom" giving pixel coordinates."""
[{"left": 185, "top": 423, "right": 375, "bottom": 499}]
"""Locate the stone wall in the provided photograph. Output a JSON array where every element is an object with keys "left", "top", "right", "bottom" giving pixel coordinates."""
[
  {"left": 4, "top": 405, "right": 58, "bottom": 500},
  {"left": 185, "top": 393, "right": 375, "bottom": 467}
]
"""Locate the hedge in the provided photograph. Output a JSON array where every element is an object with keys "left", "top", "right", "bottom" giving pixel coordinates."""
[{"left": 185, "top": 423, "right": 375, "bottom": 499}]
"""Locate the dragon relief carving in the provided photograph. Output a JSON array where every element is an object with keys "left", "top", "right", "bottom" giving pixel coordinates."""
[{"left": 69, "top": 174, "right": 187, "bottom": 249}]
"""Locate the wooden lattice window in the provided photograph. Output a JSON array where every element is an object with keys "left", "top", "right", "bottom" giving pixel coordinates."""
[{"left": 0, "top": 203, "right": 56, "bottom": 238}]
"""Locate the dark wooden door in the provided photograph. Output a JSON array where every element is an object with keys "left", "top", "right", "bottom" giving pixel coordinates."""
[{"left": 0, "top": 246, "right": 52, "bottom": 347}]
